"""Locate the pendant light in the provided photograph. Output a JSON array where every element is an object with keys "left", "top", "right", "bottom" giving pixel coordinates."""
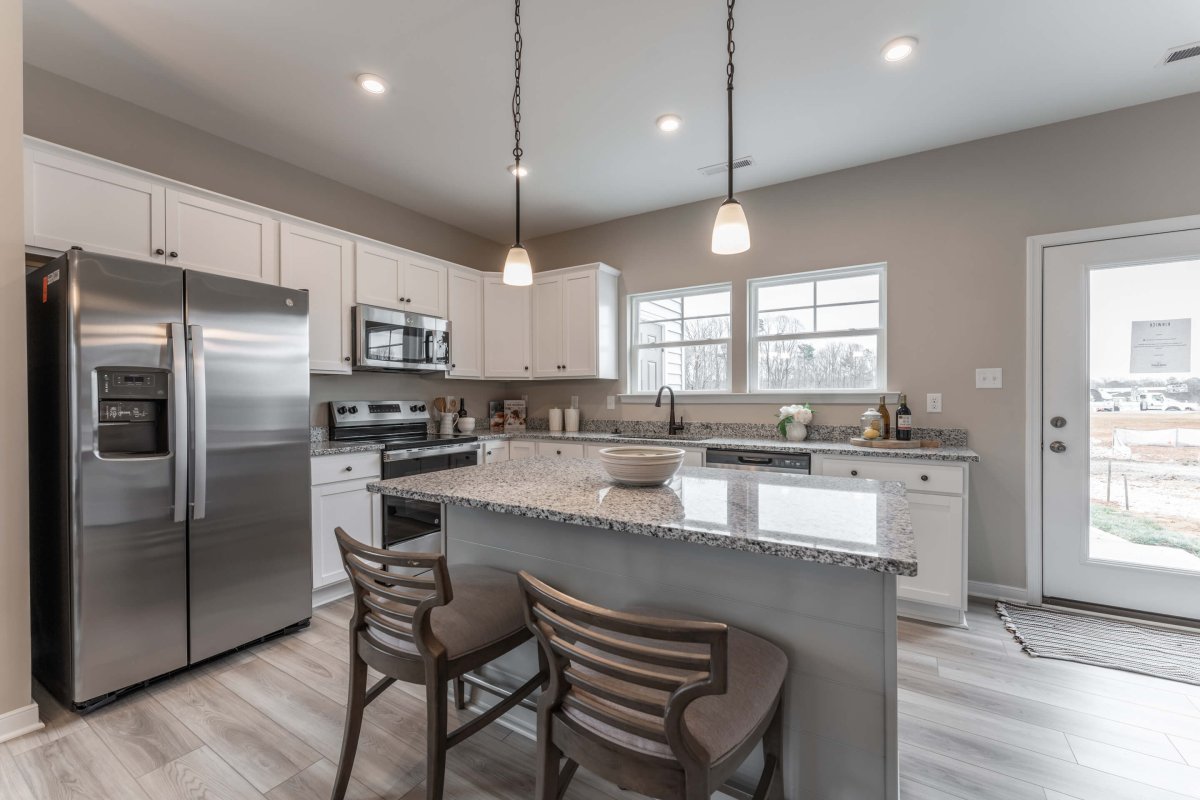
[
  {"left": 711, "top": 0, "right": 750, "bottom": 255},
  {"left": 502, "top": 0, "right": 533, "bottom": 286}
]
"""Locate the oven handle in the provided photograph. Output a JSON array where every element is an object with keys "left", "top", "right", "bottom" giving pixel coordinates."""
[{"left": 384, "top": 443, "right": 480, "bottom": 462}]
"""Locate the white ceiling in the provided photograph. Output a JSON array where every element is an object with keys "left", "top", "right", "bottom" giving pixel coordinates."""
[{"left": 23, "top": 1, "right": 1200, "bottom": 242}]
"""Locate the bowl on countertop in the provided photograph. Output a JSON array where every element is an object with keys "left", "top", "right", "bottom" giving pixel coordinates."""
[
  {"left": 597, "top": 446, "right": 685, "bottom": 486},
  {"left": 456, "top": 417, "right": 476, "bottom": 433}
]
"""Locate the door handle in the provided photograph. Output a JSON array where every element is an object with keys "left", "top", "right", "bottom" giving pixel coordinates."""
[
  {"left": 1049, "top": 441, "right": 1066, "bottom": 453},
  {"left": 170, "top": 323, "right": 188, "bottom": 523},
  {"left": 190, "top": 325, "right": 208, "bottom": 520}
]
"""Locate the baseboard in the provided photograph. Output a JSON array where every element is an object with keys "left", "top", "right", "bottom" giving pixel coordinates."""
[
  {"left": 897, "top": 599, "right": 968, "bottom": 628},
  {"left": 967, "top": 581, "right": 1029, "bottom": 603},
  {"left": 0, "top": 702, "right": 43, "bottom": 744},
  {"left": 311, "top": 580, "right": 352, "bottom": 609}
]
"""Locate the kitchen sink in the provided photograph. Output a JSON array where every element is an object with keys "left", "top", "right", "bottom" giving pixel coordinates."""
[{"left": 608, "top": 433, "right": 712, "bottom": 443}]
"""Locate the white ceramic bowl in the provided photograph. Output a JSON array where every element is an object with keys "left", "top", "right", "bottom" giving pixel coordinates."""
[
  {"left": 456, "top": 417, "right": 476, "bottom": 433},
  {"left": 598, "top": 446, "right": 685, "bottom": 486}
]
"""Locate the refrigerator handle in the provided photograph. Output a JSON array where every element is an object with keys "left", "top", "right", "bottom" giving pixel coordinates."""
[
  {"left": 170, "top": 323, "right": 189, "bottom": 523},
  {"left": 189, "top": 325, "right": 208, "bottom": 520}
]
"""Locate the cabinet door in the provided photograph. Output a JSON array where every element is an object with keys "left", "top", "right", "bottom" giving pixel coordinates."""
[
  {"left": 403, "top": 258, "right": 447, "bottom": 318},
  {"left": 355, "top": 242, "right": 403, "bottom": 310},
  {"left": 280, "top": 223, "right": 354, "bottom": 373},
  {"left": 680, "top": 449, "right": 704, "bottom": 467},
  {"left": 897, "top": 493, "right": 964, "bottom": 610},
  {"left": 311, "top": 478, "right": 383, "bottom": 589},
  {"left": 531, "top": 276, "right": 564, "bottom": 378},
  {"left": 25, "top": 149, "right": 165, "bottom": 261},
  {"left": 510, "top": 441, "right": 538, "bottom": 461},
  {"left": 483, "top": 277, "right": 532, "bottom": 379},
  {"left": 165, "top": 189, "right": 278, "bottom": 283},
  {"left": 447, "top": 270, "right": 483, "bottom": 378},
  {"left": 561, "top": 271, "right": 598, "bottom": 377},
  {"left": 536, "top": 442, "right": 585, "bottom": 458},
  {"left": 483, "top": 441, "right": 510, "bottom": 463}
]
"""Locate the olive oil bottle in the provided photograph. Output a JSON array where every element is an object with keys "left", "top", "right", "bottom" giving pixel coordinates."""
[
  {"left": 896, "top": 394, "right": 913, "bottom": 441},
  {"left": 877, "top": 395, "right": 890, "bottom": 439}
]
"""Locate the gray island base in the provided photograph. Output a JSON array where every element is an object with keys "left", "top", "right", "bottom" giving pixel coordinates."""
[{"left": 369, "top": 459, "right": 917, "bottom": 800}]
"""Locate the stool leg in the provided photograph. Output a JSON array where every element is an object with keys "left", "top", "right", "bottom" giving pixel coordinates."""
[
  {"left": 752, "top": 696, "right": 785, "bottom": 800},
  {"left": 331, "top": 654, "right": 368, "bottom": 800},
  {"left": 426, "top": 676, "right": 449, "bottom": 800},
  {"left": 453, "top": 676, "right": 466, "bottom": 710}
]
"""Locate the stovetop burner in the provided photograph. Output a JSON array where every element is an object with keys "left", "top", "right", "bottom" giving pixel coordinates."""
[{"left": 328, "top": 399, "right": 478, "bottom": 451}]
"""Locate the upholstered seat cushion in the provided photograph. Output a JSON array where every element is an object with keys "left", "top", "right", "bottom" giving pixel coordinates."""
[
  {"left": 368, "top": 565, "right": 528, "bottom": 660},
  {"left": 561, "top": 606, "right": 787, "bottom": 762}
]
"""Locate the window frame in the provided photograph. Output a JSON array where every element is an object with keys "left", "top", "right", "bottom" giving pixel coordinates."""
[
  {"left": 627, "top": 281, "right": 734, "bottom": 395},
  {"left": 747, "top": 263, "right": 887, "bottom": 394}
]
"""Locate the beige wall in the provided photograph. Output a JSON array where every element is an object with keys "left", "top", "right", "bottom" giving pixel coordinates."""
[
  {"left": 525, "top": 92, "right": 1200, "bottom": 590},
  {"left": 24, "top": 66, "right": 513, "bottom": 423},
  {"left": 1, "top": 0, "right": 32, "bottom": 723}
]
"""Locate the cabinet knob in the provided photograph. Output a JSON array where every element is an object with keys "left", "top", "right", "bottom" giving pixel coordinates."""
[
  {"left": 920, "top": 474, "right": 929, "bottom": 481},
  {"left": 169, "top": 251, "right": 178, "bottom": 258},
  {"left": 524, "top": 366, "right": 529, "bottom": 371},
  {"left": 451, "top": 363, "right": 456, "bottom": 369},
  {"left": 344, "top": 466, "right": 353, "bottom": 472},
  {"left": 344, "top": 356, "right": 351, "bottom": 362},
  {"left": 850, "top": 469, "right": 858, "bottom": 476},
  {"left": 556, "top": 450, "right": 562, "bottom": 455},
  {"left": 155, "top": 248, "right": 165, "bottom": 255}
]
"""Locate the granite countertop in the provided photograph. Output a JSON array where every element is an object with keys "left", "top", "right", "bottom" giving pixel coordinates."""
[
  {"left": 472, "top": 430, "right": 978, "bottom": 462},
  {"left": 309, "top": 440, "right": 385, "bottom": 456},
  {"left": 367, "top": 458, "right": 917, "bottom": 575}
]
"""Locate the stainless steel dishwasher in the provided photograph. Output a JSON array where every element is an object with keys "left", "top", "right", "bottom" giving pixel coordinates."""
[{"left": 704, "top": 448, "right": 811, "bottom": 474}]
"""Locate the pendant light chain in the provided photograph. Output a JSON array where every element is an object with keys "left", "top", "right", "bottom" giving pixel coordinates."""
[
  {"left": 725, "top": 0, "right": 736, "bottom": 202},
  {"left": 512, "top": 0, "right": 524, "bottom": 245}
]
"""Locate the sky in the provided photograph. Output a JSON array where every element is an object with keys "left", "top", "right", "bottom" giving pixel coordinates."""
[{"left": 1089, "top": 259, "right": 1200, "bottom": 382}]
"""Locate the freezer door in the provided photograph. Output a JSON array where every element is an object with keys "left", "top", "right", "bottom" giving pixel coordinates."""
[
  {"left": 71, "top": 253, "right": 189, "bottom": 703},
  {"left": 185, "top": 271, "right": 312, "bottom": 662}
]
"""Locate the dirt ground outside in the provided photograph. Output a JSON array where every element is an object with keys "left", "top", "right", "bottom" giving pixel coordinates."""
[{"left": 1088, "top": 410, "right": 1200, "bottom": 562}]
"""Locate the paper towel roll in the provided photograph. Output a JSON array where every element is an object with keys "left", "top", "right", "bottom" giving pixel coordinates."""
[
  {"left": 564, "top": 408, "right": 580, "bottom": 432},
  {"left": 548, "top": 408, "right": 563, "bottom": 432}
]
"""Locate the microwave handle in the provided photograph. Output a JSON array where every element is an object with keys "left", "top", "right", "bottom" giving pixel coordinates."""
[{"left": 424, "top": 330, "right": 434, "bottom": 363}]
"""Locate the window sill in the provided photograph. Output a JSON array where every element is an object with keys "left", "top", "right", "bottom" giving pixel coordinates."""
[{"left": 619, "top": 391, "right": 898, "bottom": 405}]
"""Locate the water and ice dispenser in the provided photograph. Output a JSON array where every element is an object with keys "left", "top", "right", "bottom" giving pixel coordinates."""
[{"left": 96, "top": 368, "right": 171, "bottom": 457}]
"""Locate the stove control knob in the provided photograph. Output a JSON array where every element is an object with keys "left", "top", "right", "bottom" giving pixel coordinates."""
[
  {"left": 336, "top": 406, "right": 348, "bottom": 415},
  {"left": 418, "top": 404, "right": 427, "bottom": 412},
  {"left": 410, "top": 404, "right": 419, "bottom": 412},
  {"left": 349, "top": 406, "right": 359, "bottom": 414}
]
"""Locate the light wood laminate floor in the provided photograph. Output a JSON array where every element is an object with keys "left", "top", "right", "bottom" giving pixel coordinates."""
[{"left": 4, "top": 598, "right": 1200, "bottom": 799}]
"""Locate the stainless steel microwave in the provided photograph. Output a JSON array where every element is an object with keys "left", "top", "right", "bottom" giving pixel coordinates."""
[{"left": 352, "top": 305, "right": 450, "bottom": 372}]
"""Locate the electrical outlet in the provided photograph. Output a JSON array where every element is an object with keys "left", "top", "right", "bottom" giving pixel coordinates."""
[
  {"left": 606, "top": 395, "right": 616, "bottom": 410},
  {"left": 975, "top": 368, "right": 1002, "bottom": 389},
  {"left": 927, "top": 393, "right": 942, "bottom": 413}
]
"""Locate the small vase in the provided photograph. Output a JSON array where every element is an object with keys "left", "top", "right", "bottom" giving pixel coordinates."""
[{"left": 785, "top": 422, "right": 808, "bottom": 442}]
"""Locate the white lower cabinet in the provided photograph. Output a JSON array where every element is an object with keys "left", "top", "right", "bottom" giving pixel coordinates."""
[
  {"left": 311, "top": 454, "right": 382, "bottom": 592},
  {"left": 536, "top": 442, "right": 585, "bottom": 459},
  {"left": 816, "top": 455, "right": 969, "bottom": 627},
  {"left": 482, "top": 441, "right": 510, "bottom": 463},
  {"left": 510, "top": 441, "right": 537, "bottom": 461}
]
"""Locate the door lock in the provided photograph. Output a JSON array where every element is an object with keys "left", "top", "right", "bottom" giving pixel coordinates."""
[
  {"left": 1050, "top": 416, "right": 1067, "bottom": 428},
  {"left": 1049, "top": 441, "right": 1066, "bottom": 453}
]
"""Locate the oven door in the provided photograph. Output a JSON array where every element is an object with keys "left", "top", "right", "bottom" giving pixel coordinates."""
[
  {"left": 353, "top": 304, "right": 450, "bottom": 372},
  {"left": 381, "top": 444, "right": 479, "bottom": 553}
]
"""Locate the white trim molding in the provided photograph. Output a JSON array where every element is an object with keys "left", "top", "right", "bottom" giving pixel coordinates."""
[
  {"left": 0, "top": 702, "right": 43, "bottom": 745},
  {"left": 967, "top": 581, "right": 1028, "bottom": 603},
  {"left": 1024, "top": 213, "right": 1200, "bottom": 608}
]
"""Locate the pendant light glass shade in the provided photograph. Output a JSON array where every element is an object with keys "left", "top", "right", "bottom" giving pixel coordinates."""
[
  {"left": 711, "top": 199, "right": 750, "bottom": 254},
  {"left": 502, "top": 244, "right": 533, "bottom": 286}
]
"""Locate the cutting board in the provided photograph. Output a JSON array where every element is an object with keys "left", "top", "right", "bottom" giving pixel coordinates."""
[{"left": 849, "top": 438, "right": 941, "bottom": 449}]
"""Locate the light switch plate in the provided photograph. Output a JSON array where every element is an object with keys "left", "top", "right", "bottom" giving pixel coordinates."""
[
  {"left": 976, "top": 368, "right": 1002, "bottom": 389},
  {"left": 606, "top": 395, "right": 616, "bottom": 410},
  {"left": 927, "top": 393, "right": 942, "bottom": 413}
]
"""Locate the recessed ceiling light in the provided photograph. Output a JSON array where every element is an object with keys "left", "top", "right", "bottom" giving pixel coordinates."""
[
  {"left": 357, "top": 74, "right": 387, "bottom": 94},
  {"left": 507, "top": 163, "right": 528, "bottom": 178},
  {"left": 656, "top": 113, "right": 683, "bottom": 133},
  {"left": 881, "top": 36, "right": 917, "bottom": 63}
]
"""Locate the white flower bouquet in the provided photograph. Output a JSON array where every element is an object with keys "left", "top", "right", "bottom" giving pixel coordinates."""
[{"left": 776, "top": 403, "right": 813, "bottom": 438}]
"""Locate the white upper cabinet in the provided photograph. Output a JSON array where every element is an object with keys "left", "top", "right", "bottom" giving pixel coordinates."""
[
  {"left": 280, "top": 223, "right": 354, "bottom": 374},
  {"left": 164, "top": 189, "right": 279, "bottom": 283},
  {"left": 483, "top": 275, "right": 532, "bottom": 379},
  {"left": 447, "top": 270, "right": 483, "bottom": 378},
  {"left": 25, "top": 149, "right": 166, "bottom": 262},
  {"left": 530, "top": 264, "right": 619, "bottom": 380},
  {"left": 355, "top": 242, "right": 447, "bottom": 318}
]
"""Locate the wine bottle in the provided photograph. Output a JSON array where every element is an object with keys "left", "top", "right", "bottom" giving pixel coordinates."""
[
  {"left": 896, "top": 393, "right": 912, "bottom": 441},
  {"left": 877, "top": 394, "right": 891, "bottom": 440}
]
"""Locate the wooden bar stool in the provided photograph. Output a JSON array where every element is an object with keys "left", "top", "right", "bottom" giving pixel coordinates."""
[
  {"left": 518, "top": 571, "right": 788, "bottom": 800},
  {"left": 331, "top": 528, "right": 544, "bottom": 800}
]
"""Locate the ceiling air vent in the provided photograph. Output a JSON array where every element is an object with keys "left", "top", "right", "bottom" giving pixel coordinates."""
[
  {"left": 1164, "top": 42, "right": 1200, "bottom": 65},
  {"left": 698, "top": 155, "right": 754, "bottom": 177}
]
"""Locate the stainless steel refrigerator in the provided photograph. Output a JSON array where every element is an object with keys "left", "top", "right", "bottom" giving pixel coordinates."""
[{"left": 27, "top": 250, "right": 312, "bottom": 708}]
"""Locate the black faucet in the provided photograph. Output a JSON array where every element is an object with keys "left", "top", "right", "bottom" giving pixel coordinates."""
[{"left": 654, "top": 386, "right": 685, "bottom": 436}]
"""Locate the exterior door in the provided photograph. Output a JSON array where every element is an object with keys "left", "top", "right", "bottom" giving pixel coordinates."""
[
  {"left": 185, "top": 271, "right": 312, "bottom": 661},
  {"left": 1042, "top": 229, "right": 1200, "bottom": 619}
]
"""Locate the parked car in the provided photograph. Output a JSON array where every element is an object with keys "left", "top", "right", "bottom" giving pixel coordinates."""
[
  {"left": 1089, "top": 390, "right": 1114, "bottom": 412},
  {"left": 1163, "top": 400, "right": 1199, "bottom": 412}
]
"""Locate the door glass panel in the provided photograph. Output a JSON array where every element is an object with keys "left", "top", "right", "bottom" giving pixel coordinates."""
[{"left": 1088, "top": 259, "right": 1200, "bottom": 573}]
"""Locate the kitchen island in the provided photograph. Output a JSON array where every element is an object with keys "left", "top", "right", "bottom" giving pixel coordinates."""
[{"left": 368, "top": 458, "right": 916, "bottom": 800}]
